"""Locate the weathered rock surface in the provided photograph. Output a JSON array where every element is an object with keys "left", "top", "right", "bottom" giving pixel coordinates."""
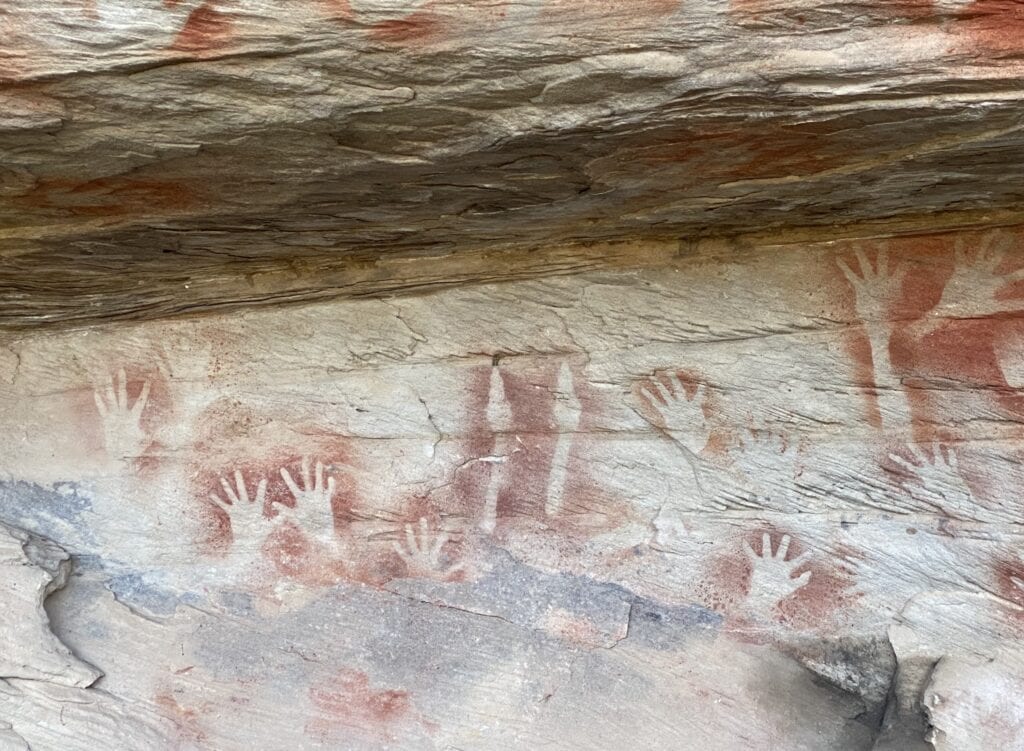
[
  {"left": 2, "top": 0, "right": 1024, "bottom": 325},
  {"left": 0, "top": 522, "right": 100, "bottom": 687},
  {"left": 5, "top": 4, "right": 1024, "bottom": 741},
  {"left": 2, "top": 223, "right": 1024, "bottom": 747}
]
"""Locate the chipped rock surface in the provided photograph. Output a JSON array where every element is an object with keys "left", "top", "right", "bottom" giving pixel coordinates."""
[
  {"left": 0, "top": 521, "right": 100, "bottom": 687},
  {"left": 4, "top": 224, "right": 1024, "bottom": 747}
]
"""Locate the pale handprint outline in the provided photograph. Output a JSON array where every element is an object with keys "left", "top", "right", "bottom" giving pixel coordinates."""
[
  {"left": 392, "top": 517, "right": 465, "bottom": 580},
  {"left": 744, "top": 533, "right": 812, "bottom": 610},
  {"left": 637, "top": 371, "right": 709, "bottom": 455},
  {"left": 93, "top": 368, "right": 151, "bottom": 461},
  {"left": 888, "top": 443, "right": 974, "bottom": 520},
  {"left": 208, "top": 469, "right": 269, "bottom": 544},
  {"left": 933, "top": 232, "right": 1024, "bottom": 320},
  {"left": 836, "top": 243, "right": 913, "bottom": 433},
  {"left": 204, "top": 468, "right": 276, "bottom": 582},
  {"left": 837, "top": 243, "right": 906, "bottom": 324},
  {"left": 731, "top": 429, "right": 803, "bottom": 500},
  {"left": 277, "top": 456, "right": 349, "bottom": 558}
]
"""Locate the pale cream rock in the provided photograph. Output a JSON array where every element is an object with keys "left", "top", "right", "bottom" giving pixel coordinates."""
[
  {"left": 0, "top": 523, "right": 99, "bottom": 688},
  {"left": 925, "top": 658, "right": 1024, "bottom": 751}
]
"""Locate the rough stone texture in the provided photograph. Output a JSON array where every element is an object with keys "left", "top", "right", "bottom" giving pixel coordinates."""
[
  {"left": 2, "top": 223, "right": 1024, "bottom": 747},
  {"left": 0, "top": 522, "right": 100, "bottom": 687},
  {"left": 2, "top": 0, "right": 1024, "bottom": 325}
]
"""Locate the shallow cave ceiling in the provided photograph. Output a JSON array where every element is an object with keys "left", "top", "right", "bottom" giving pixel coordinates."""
[{"left": 2, "top": 0, "right": 1023, "bottom": 327}]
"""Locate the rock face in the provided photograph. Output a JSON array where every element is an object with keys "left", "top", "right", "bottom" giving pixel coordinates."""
[
  {"left": 3, "top": 224, "right": 1024, "bottom": 747},
  {"left": 2, "top": 0, "right": 1024, "bottom": 324},
  {"left": 5, "top": 2, "right": 1024, "bottom": 746}
]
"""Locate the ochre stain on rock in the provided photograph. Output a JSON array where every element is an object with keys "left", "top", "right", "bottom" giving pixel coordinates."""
[
  {"left": 955, "top": 0, "right": 1024, "bottom": 55},
  {"left": 370, "top": 11, "right": 444, "bottom": 44},
  {"left": 313, "top": 0, "right": 353, "bottom": 19},
  {"left": 16, "top": 177, "right": 196, "bottom": 219},
  {"left": 171, "top": 2, "right": 235, "bottom": 53},
  {"left": 992, "top": 557, "right": 1024, "bottom": 619},
  {"left": 307, "top": 669, "right": 413, "bottom": 741}
]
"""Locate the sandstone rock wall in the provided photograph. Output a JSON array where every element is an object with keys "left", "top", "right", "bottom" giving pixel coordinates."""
[
  {"left": 2, "top": 225, "right": 1024, "bottom": 748},
  {"left": 2, "top": 0, "right": 1024, "bottom": 325}
]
